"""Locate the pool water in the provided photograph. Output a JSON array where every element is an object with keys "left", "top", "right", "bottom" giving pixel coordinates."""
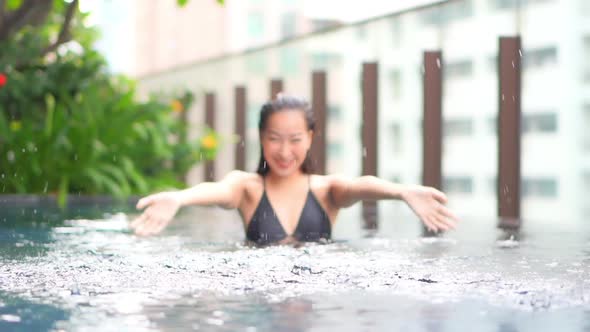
[{"left": 1, "top": 199, "right": 589, "bottom": 331}]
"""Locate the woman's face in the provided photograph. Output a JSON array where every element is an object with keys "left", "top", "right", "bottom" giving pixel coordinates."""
[{"left": 261, "top": 110, "right": 313, "bottom": 177}]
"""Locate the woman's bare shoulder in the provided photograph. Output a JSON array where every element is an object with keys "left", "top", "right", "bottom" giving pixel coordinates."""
[
  {"left": 223, "top": 170, "right": 262, "bottom": 187},
  {"left": 311, "top": 173, "right": 352, "bottom": 187},
  {"left": 310, "top": 173, "right": 352, "bottom": 190}
]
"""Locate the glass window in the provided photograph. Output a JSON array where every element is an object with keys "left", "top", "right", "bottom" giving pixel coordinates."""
[
  {"left": 356, "top": 25, "right": 367, "bottom": 40},
  {"left": 491, "top": 0, "right": 519, "bottom": 9},
  {"left": 445, "top": 60, "right": 473, "bottom": 80},
  {"left": 491, "top": 0, "right": 553, "bottom": 10},
  {"left": 247, "top": 104, "right": 261, "bottom": 128},
  {"left": 489, "top": 113, "right": 557, "bottom": 134},
  {"left": 248, "top": 12, "right": 264, "bottom": 39},
  {"left": 390, "top": 18, "right": 402, "bottom": 48},
  {"left": 522, "top": 113, "right": 557, "bottom": 133},
  {"left": 488, "top": 116, "right": 497, "bottom": 134},
  {"left": 489, "top": 176, "right": 497, "bottom": 194},
  {"left": 420, "top": 0, "right": 473, "bottom": 25},
  {"left": 328, "top": 142, "right": 343, "bottom": 158},
  {"left": 443, "top": 176, "right": 474, "bottom": 194},
  {"left": 583, "top": 105, "right": 590, "bottom": 152},
  {"left": 583, "top": 37, "right": 590, "bottom": 83},
  {"left": 522, "top": 178, "right": 558, "bottom": 198},
  {"left": 488, "top": 176, "right": 558, "bottom": 198},
  {"left": 311, "top": 19, "right": 340, "bottom": 32},
  {"left": 584, "top": 172, "right": 590, "bottom": 215},
  {"left": 389, "top": 70, "right": 402, "bottom": 99},
  {"left": 489, "top": 48, "right": 557, "bottom": 72},
  {"left": 488, "top": 55, "right": 498, "bottom": 72},
  {"left": 523, "top": 47, "right": 557, "bottom": 70},
  {"left": 245, "top": 53, "right": 266, "bottom": 75},
  {"left": 280, "top": 12, "right": 296, "bottom": 39},
  {"left": 279, "top": 47, "right": 298, "bottom": 76},
  {"left": 311, "top": 53, "right": 341, "bottom": 69},
  {"left": 327, "top": 105, "right": 342, "bottom": 120},
  {"left": 584, "top": 172, "right": 590, "bottom": 192},
  {"left": 391, "top": 123, "right": 402, "bottom": 154},
  {"left": 444, "top": 118, "right": 473, "bottom": 137}
]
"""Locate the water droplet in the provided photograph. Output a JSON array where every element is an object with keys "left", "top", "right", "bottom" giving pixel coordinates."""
[
  {"left": 0, "top": 314, "right": 21, "bottom": 323},
  {"left": 206, "top": 318, "right": 224, "bottom": 326},
  {"left": 436, "top": 58, "right": 441, "bottom": 68},
  {"left": 502, "top": 94, "right": 505, "bottom": 101},
  {"left": 518, "top": 49, "right": 522, "bottom": 57},
  {"left": 7, "top": 150, "right": 15, "bottom": 162},
  {"left": 363, "top": 147, "right": 367, "bottom": 157}
]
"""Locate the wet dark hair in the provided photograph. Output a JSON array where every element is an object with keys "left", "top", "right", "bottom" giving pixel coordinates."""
[{"left": 256, "top": 94, "right": 315, "bottom": 176}]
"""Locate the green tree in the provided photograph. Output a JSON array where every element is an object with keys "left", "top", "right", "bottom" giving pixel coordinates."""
[{"left": 0, "top": 0, "right": 220, "bottom": 206}]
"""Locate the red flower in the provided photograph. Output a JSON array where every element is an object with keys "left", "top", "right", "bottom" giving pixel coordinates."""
[{"left": 0, "top": 73, "right": 6, "bottom": 88}]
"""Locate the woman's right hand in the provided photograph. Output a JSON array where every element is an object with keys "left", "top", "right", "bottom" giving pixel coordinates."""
[
  {"left": 401, "top": 185, "right": 459, "bottom": 233},
  {"left": 130, "top": 191, "right": 182, "bottom": 236}
]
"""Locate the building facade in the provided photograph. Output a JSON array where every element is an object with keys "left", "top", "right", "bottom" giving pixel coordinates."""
[{"left": 134, "top": 0, "right": 589, "bottom": 226}]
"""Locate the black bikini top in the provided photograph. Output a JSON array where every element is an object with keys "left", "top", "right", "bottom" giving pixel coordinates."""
[{"left": 246, "top": 176, "right": 331, "bottom": 245}]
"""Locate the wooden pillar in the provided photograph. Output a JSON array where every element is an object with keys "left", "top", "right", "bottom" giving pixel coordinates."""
[
  {"left": 234, "top": 86, "right": 246, "bottom": 171},
  {"left": 361, "top": 62, "right": 379, "bottom": 229},
  {"left": 422, "top": 51, "right": 443, "bottom": 190},
  {"left": 270, "top": 79, "right": 283, "bottom": 100},
  {"left": 498, "top": 36, "right": 522, "bottom": 228},
  {"left": 311, "top": 71, "right": 327, "bottom": 175},
  {"left": 204, "top": 92, "right": 216, "bottom": 182},
  {"left": 423, "top": 51, "right": 443, "bottom": 236}
]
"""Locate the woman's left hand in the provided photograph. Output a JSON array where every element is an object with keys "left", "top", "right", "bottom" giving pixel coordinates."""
[{"left": 401, "top": 185, "right": 459, "bottom": 232}]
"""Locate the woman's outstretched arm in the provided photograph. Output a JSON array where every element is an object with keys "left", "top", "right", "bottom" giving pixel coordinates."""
[
  {"left": 328, "top": 175, "right": 459, "bottom": 232},
  {"left": 130, "top": 170, "right": 247, "bottom": 236}
]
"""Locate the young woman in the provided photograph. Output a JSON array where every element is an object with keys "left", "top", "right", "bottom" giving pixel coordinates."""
[{"left": 130, "top": 95, "right": 459, "bottom": 244}]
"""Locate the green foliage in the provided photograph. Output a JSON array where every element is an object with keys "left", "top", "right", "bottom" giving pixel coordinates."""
[
  {"left": 5, "top": 0, "right": 23, "bottom": 11},
  {"left": 177, "top": 0, "right": 224, "bottom": 7},
  {"left": 0, "top": 0, "right": 219, "bottom": 205}
]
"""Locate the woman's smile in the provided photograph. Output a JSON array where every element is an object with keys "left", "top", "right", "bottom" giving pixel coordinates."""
[{"left": 275, "top": 159, "right": 295, "bottom": 169}]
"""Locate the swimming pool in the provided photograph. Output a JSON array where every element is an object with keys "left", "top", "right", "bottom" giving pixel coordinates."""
[{"left": 1, "top": 197, "right": 589, "bottom": 331}]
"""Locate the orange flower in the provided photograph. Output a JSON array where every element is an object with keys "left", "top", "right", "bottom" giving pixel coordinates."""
[
  {"left": 200, "top": 134, "right": 218, "bottom": 149},
  {"left": 9, "top": 121, "right": 21, "bottom": 132},
  {"left": 170, "top": 100, "right": 183, "bottom": 113}
]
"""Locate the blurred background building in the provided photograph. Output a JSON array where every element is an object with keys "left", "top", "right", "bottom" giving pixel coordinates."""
[{"left": 92, "top": 0, "right": 590, "bottom": 227}]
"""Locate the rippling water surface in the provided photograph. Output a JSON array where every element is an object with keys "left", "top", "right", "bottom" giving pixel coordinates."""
[{"left": 1, "top": 200, "right": 589, "bottom": 331}]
